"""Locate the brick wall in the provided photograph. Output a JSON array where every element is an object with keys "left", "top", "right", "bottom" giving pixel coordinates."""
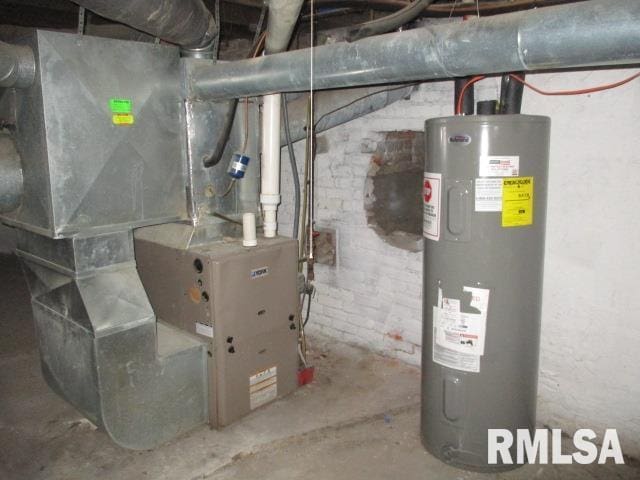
[{"left": 278, "top": 71, "right": 640, "bottom": 456}]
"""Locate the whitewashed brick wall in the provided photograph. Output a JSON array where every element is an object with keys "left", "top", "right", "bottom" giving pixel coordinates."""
[{"left": 279, "top": 70, "right": 640, "bottom": 456}]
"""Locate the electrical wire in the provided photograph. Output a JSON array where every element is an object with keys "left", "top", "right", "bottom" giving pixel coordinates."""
[
  {"left": 214, "top": 178, "right": 236, "bottom": 197},
  {"left": 251, "top": 4, "right": 267, "bottom": 50},
  {"left": 313, "top": 83, "right": 417, "bottom": 128},
  {"left": 455, "top": 75, "right": 485, "bottom": 115},
  {"left": 212, "top": 0, "right": 220, "bottom": 58},
  {"left": 508, "top": 72, "right": 640, "bottom": 97},
  {"left": 455, "top": 71, "right": 640, "bottom": 115}
]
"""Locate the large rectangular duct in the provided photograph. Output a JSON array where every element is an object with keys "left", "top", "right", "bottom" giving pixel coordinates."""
[{"left": 3, "top": 30, "right": 187, "bottom": 238}]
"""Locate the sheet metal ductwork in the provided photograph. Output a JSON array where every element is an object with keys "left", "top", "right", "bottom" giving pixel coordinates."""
[
  {"left": 71, "top": 0, "right": 217, "bottom": 51},
  {"left": 0, "top": 41, "right": 35, "bottom": 88},
  {"left": 188, "top": 0, "right": 640, "bottom": 99}
]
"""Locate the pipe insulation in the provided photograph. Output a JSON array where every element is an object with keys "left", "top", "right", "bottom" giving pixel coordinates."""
[
  {"left": 71, "top": 0, "right": 217, "bottom": 50},
  {"left": 265, "top": 0, "right": 305, "bottom": 54},
  {"left": 189, "top": 0, "right": 640, "bottom": 100},
  {"left": 0, "top": 41, "right": 35, "bottom": 88},
  {"left": 261, "top": 93, "right": 282, "bottom": 238}
]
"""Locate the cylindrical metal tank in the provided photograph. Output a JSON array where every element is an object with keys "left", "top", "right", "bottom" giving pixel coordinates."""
[{"left": 421, "top": 115, "right": 550, "bottom": 472}]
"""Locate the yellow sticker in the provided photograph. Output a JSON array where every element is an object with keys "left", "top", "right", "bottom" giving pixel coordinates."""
[
  {"left": 502, "top": 177, "right": 533, "bottom": 227},
  {"left": 112, "top": 113, "right": 135, "bottom": 125}
]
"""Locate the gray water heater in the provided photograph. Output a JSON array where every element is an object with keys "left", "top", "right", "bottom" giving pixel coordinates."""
[{"left": 421, "top": 115, "right": 550, "bottom": 471}]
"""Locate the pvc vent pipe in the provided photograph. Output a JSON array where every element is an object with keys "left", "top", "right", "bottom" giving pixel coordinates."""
[
  {"left": 260, "top": 93, "right": 282, "bottom": 238},
  {"left": 243, "top": 213, "right": 257, "bottom": 247}
]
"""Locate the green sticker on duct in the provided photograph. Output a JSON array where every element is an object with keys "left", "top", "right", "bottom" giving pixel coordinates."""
[{"left": 109, "top": 98, "right": 132, "bottom": 114}]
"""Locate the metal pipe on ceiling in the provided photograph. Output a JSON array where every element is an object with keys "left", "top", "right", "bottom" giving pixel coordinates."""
[
  {"left": 265, "top": 0, "right": 305, "bottom": 54},
  {"left": 70, "top": 0, "right": 217, "bottom": 52},
  {"left": 188, "top": 0, "right": 640, "bottom": 100}
]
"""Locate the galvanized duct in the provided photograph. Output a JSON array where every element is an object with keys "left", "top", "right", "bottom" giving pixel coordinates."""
[
  {"left": 281, "top": 85, "right": 415, "bottom": 145},
  {"left": 189, "top": 0, "right": 640, "bottom": 100},
  {"left": 0, "top": 41, "right": 35, "bottom": 88},
  {"left": 0, "top": 133, "right": 23, "bottom": 213},
  {"left": 71, "top": 0, "right": 217, "bottom": 51}
]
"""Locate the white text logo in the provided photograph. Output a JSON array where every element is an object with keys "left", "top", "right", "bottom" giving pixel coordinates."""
[{"left": 488, "top": 429, "right": 624, "bottom": 465}]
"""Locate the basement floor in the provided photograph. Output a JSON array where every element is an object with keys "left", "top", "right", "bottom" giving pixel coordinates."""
[{"left": 0, "top": 254, "right": 637, "bottom": 480}]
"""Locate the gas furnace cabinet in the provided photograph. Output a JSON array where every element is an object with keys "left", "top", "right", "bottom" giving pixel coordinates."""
[
  {"left": 421, "top": 115, "right": 550, "bottom": 472},
  {"left": 135, "top": 235, "right": 299, "bottom": 428}
]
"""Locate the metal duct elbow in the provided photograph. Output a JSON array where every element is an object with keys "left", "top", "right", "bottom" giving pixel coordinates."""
[
  {"left": 71, "top": 0, "right": 217, "bottom": 51},
  {"left": 265, "top": 0, "right": 305, "bottom": 54},
  {"left": 0, "top": 41, "right": 35, "bottom": 89}
]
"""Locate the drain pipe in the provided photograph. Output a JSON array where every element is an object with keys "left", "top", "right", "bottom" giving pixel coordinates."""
[
  {"left": 260, "top": 0, "right": 305, "bottom": 237},
  {"left": 189, "top": 0, "right": 640, "bottom": 100}
]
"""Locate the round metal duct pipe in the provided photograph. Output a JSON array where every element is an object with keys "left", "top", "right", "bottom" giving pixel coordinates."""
[
  {"left": 71, "top": 0, "right": 217, "bottom": 51},
  {"left": 0, "top": 41, "right": 35, "bottom": 89},
  {"left": 0, "top": 133, "right": 23, "bottom": 213}
]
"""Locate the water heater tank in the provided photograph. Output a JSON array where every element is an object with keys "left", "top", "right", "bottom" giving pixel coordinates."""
[{"left": 421, "top": 115, "right": 550, "bottom": 471}]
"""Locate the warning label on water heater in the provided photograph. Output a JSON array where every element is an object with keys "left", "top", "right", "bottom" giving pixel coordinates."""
[
  {"left": 423, "top": 172, "right": 442, "bottom": 241},
  {"left": 432, "top": 286, "right": 490, "bottom": 373},
  {"left": 502, "top": 176, "right": 534, "bottom": 227},
  {"left": 479, "top": 155, "right": 519, "bottom": 177}
]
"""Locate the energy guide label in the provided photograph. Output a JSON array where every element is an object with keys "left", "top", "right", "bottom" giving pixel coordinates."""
[{"left": 502, "top": 176, "right": 534, "bottom": 227}]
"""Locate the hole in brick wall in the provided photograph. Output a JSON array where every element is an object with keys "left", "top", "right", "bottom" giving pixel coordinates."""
[{"left": 364, "top": 130, "right": 424, "bottom": 252}]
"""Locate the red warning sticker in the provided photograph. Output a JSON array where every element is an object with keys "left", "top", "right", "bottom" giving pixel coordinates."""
[{"left": 423, "top": 172, "right": 441, "bottom": 241}]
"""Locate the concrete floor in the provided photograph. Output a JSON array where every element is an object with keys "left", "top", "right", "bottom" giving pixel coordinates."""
[{"left": 0, "top": 254, "right": 637, "bottom": 480}]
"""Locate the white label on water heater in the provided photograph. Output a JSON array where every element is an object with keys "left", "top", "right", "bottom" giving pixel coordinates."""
[
  {"left": 479, "top": 155, "right": 520, "bottom": 177},
  {"left": 475, "top": 178, "right": 503, "bottom": 212},
  {"left": 432, "top": 287, "right": 490, "bottom": 373},
  {"left": 423, "top": 172, "right": 442, "bottom": 241}
]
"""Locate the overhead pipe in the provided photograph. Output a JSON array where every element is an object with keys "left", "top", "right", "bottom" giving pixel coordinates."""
[
  {"left": 260, "top": 0, "right": 305, "bottom": 237},
  {"left": 344, "top": 0, "right": 433, "bottom": 41},
  {"left": 70, "top": 0, "right": 217, "bottom": 54},
  {"left": 227, "top": 0, "right": 588, "bottom": 18},
  {"left": 189, "top": 0, "right": 640, "bottom": 100},
  {"left": 0, "top": 41, "right": 35, "bottom": 88},
  {"left": 265, "top": 0, "right": 305, "bottom": 54}
]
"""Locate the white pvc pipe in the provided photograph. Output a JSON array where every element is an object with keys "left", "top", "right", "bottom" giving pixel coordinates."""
[
  {"left": 242, "top": 212, "right": 257, "bottom": 247},
  {"left": 260, "top": 93, "right": 282, "bottom": 238}
]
